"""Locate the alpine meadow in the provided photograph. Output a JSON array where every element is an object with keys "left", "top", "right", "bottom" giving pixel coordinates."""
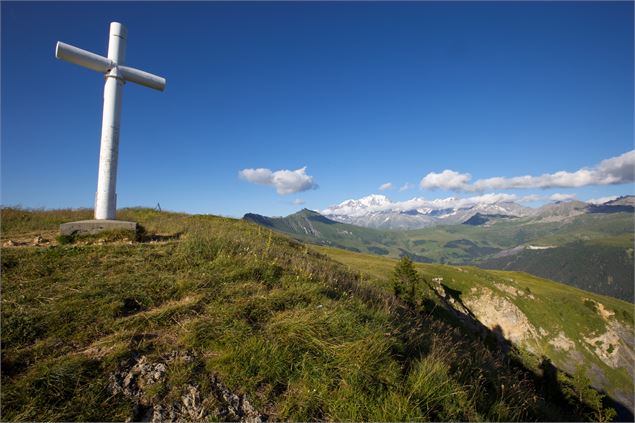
[{"left": 2, "top": 2, "right": 634, "bottom": 423}]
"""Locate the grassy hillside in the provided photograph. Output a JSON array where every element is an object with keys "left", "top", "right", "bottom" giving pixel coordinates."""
[
  {"left": 243, "top": 209, "right": 408, "bottom": 256},
  {"left": 244, "top": 209, "right": 634, "bottom": 302},
  {"left": 315, "top": 246, "right": 635, "bottom": 416},
  {"left": 1, "top": 207, "right": 628, "bottom": 421},
  {"left": 478, "top": 240, "right": 634, "bottom": 301}
]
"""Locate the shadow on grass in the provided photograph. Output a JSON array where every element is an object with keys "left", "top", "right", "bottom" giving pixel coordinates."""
[{"left": 423, "top": 282, "right": 634, "bottom": 422}]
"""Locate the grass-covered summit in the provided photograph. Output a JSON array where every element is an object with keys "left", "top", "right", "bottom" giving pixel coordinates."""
[{"left": 1, "top": 207, "right": 631, "bottom": 421}]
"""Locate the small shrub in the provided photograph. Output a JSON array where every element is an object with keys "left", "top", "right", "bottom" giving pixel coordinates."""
[
  {"left": 562, "top": 364, "right": 616, "bottom": 422},
  {"left": 583, "top": 299, "right": 597, "bottom": 313},
  {"left": 56, "top": 234, "right": 75, "bottom": 244}
]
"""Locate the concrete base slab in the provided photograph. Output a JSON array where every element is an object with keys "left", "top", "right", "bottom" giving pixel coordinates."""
[{"left": 60, "top": 220, "right": 137, "bottom": 237}]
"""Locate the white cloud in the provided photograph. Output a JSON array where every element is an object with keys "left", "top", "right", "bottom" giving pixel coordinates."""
[
  {"left": 239, "top": 168, "right": 273, "bottom": 185},
  {"left": 378, "top": 182, "right": 393, "bottom": 191},
  {"left": 420, "top": 170, "right": 472, "bottom": 191},
  {"left": 292, "top": 198, "right": 306, "bottom": 205},
  {"left": 549, "top": 193, "right": 577, "bottom": 202},
  {"left": 597, "top": 151, "right": 635, "bottom": 182},
  {"left": 239, "top": 166, "right": 317, "bottom": 195},
  {"left": 419, "top": 150, "right": 635, "bottom": 192},
  {"left": 399, "top": 183, "right": 414, "bottom": 192},
  {"left": 586, "top": 195, "right": 619, "bottom": 205}
]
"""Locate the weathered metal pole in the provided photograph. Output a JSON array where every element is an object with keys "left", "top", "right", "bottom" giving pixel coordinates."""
[{"left": 95, "top": 22, "right": 126, "bottom": 220}]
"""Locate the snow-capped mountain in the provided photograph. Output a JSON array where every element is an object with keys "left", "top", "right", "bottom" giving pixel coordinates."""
[{"left": 322, "top": 195, "right": 531, "bottom": 230}]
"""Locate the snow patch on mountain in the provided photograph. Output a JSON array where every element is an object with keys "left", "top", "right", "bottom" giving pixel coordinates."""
[
  {"left": 320, "top": 194, "right": 634, "bottom": 230},
  {"left": 322, "top": 194, "right": 530, "bottom": 229}
]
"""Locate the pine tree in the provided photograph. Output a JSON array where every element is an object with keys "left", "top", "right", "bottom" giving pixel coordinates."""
[{"left": 392, "top": 256, "right": 419, "bottom": 306}]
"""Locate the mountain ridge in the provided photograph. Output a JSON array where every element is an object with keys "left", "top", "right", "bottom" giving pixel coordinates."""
[
  {"left": 243, "top": 199, "right": 634, "bottom": 302},
  {"left": 320, "top": 195, "right": 634, "bottom": 230}
]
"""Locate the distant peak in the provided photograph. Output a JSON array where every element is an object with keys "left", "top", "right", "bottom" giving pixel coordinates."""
[
  {"left": 293, "top": 208, "right": 321, "bottom": 216},
  {"left": 337, "top": 194, "right": 390, "bottom": 207}
]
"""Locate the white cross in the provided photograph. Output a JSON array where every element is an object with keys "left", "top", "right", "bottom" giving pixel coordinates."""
[{"left": 56, "top": 22, "right": 166, "bottom": 220}]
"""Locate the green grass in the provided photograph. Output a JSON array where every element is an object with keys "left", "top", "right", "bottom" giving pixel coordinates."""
[
  {"left": 1, "top": 207, "right": 94, "bottom": 237},
  {"left": 1, "top": 207, "right": 626, "bottom": 421},
  {"left": 314, "top": 244, "right": 635, "bottom": 411}
]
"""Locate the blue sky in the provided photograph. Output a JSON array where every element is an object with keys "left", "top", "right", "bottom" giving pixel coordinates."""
[{"left": 2, "top": 1, "right": 633, "bottom": 217}]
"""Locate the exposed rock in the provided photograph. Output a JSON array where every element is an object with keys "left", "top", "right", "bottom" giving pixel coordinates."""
[
  {"left": 109, "top": 355, "right": 168, "bottom": 400},
  {"left": 493, "top": 282, "right": 536, "bottom": 299},
  {"left": 494, "top": 282, "right": 520, "bottom": 297},
  {"left": 463, "top": 287, "right": 539, "bottom": 346},
  {"left": 596, "top": 301, "right": 615, "bottom": 321},
  {"left": 583, "top": 320, "right": 635, "bottom": 371},
  {"left": 549, "top": 331, "right": 575, "bottom": 352},
  {"left": 149, "top": 384, "right": 205, "bottom": 422},
  {"left": 109, "top": 351, "right": 266, "bottom": 423},
  {"left": 209, "top": 374, "right": 263, "bottom": 422}
]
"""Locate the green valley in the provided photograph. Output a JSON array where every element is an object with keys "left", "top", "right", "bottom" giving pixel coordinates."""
[{"left": 244, "top": 208, "right": 634, "bottom": 302}]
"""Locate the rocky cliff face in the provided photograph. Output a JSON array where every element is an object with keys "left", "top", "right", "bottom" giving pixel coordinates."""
[{"left": 430, "top": 276, "right": 635, "bottom": 414}]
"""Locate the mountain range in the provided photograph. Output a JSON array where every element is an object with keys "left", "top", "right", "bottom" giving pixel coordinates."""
[
  {"left": 244, "top": 196, "right": 635, "bottom": 302},
  {"left": 321, "top": 194, "right": 634, "bottom": 230}
]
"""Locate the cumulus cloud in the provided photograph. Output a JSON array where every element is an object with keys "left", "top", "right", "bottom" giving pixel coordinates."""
[
  {"left": 239, "top": 168, "right": 273, "bottom": 185},
  {"left": 378, "top": 182, "right": 393, "bottom": 191},
  {"left": 420, "top": 170, "right": 472, "bottom": 191},
  {"left": 549, "top": 193, "right": 577, "bottom": 202},
  {"left": 292, "top": 198, "right": 306, "bottom": 205},
  {"left": 239, "top": 166, "right": 317, "bottom": 195},
  {"left": 419, "top": 150, "right": 635, "bottom": 192}
]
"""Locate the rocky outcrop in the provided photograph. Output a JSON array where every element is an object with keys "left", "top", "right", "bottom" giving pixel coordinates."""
[
  {"left": 549, "top": 331, "right": 575, "bottom": 352},
  {"left": 463, "top": 287, "right": 539, "bottom": 348},
  {"left": 109, "top": 351, "right": 266, "bottom": 422}
]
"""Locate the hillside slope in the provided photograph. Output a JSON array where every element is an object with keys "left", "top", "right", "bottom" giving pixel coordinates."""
[
  {"left": 315, "top": 245, "right": 635, "bottom": 417},
  {"left": 1, "top": 208, "right": 631, "bottom": 421},
  {"left": 244, "top": 209, "right": 634, "bottom": 302},
  {"left": 244, "top": 209, "right": 409, "bottom": 257}
]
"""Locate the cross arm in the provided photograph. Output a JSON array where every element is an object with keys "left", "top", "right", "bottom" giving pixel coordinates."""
[
  {"left": 55, "top": 40, "right": 166, "bottom": 92},
  {"left": 119, "top": 66, "right": 166, "bottom": 91},
  {"left": 55, "top": 42, "right": 114, "bottom": 73}
]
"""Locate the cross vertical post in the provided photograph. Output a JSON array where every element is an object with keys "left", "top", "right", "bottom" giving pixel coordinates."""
[{"left": 95, "top": 22, "right": 126, "bottom": 220}]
